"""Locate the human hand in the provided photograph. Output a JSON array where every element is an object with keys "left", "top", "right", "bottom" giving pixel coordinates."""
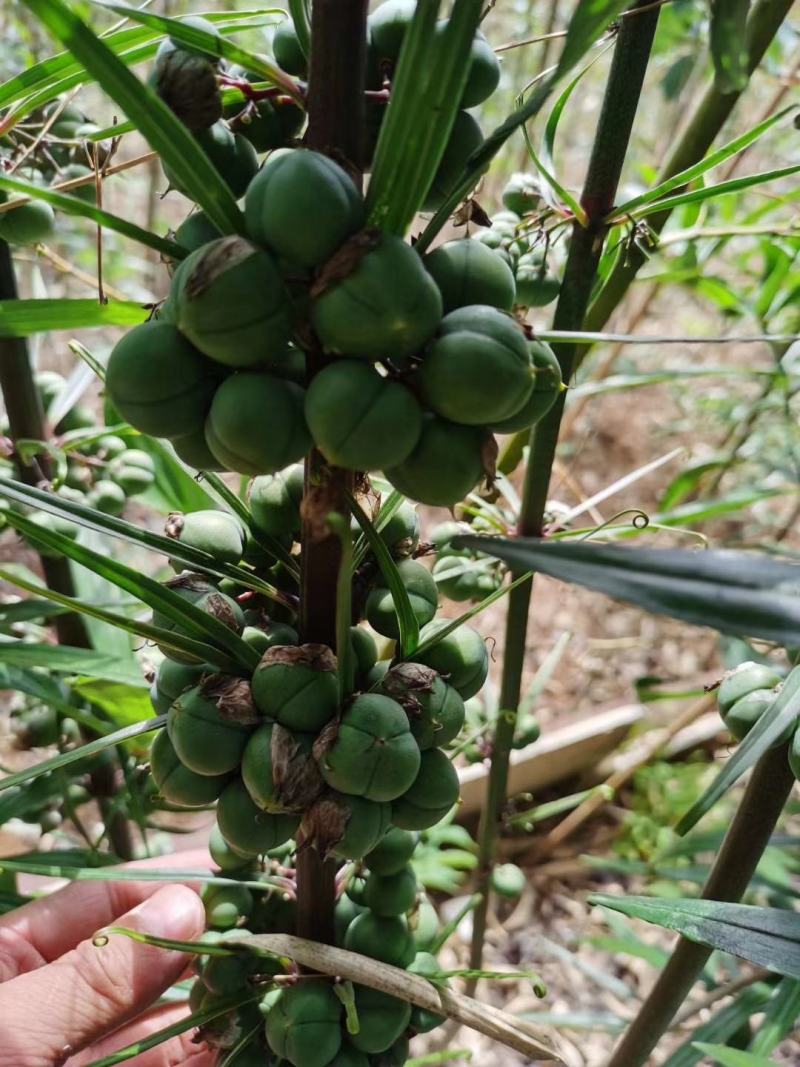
[{"left": 0, "top": 849, "right": 217, "bottom": 1067}]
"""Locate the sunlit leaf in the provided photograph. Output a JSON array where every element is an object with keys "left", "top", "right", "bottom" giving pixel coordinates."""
[{"left": 0, "top": 299, "right": 147, "bottom": 337}]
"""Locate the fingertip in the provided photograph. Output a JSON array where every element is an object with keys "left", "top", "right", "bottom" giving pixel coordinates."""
[{"left": 123, "top": 884, "right": 206, "bottom": 945}]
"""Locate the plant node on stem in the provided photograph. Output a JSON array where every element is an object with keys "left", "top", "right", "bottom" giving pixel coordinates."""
[{"left": 296, "top": 0, "right": 368, "bottom": 951}]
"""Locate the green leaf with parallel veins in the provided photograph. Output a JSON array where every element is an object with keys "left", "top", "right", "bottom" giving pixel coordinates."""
[
  {"left": 0, "top": 299, "right": 147, "bottom": 337},
  {"left": 22, "top": 0, "right": 243, "bottom": 234},
  {"left": 0, "top": 641, "right": 144, "bottom": 685},
  {"left": 591, "top": 895, "right": 800, "bottom": 980},
  {"left": 693, "top": 1045, "right": 778, "bottom": 1067},
  {"left": 72, "top": 679, "right": 154, "bottom": 727}
]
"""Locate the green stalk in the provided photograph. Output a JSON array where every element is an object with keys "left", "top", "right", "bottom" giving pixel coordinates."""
[
  {"left": 295, "top": 0, "right": 368, "bottom": 950},
  {"left": 0, "top": 239, "right": 134, "bottom": 860},
  {"left": 468, "top": 0, "right": 662, "bottom": 977},
  {"left": 585, "top": 0, "right": 795, "bottom": 335},
  {"left": 605, "top": 742, "right": 795, "bottom": 1067}
]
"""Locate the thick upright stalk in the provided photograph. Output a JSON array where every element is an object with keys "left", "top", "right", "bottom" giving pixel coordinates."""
[
  {"left": 296, "top": 0, "right": 368, "bottom": 948},
  {"left": 469, "top": 1, "right": 661, "bottom": 975},
  {"left": 606, "top": 742, "right": 795, "bottom": 1067},
  {"left": 0, "top": 240, "right": 134, "bottom": 859},
  {"left": 585, "top": 0, "right": 794, "bottom": 334}
]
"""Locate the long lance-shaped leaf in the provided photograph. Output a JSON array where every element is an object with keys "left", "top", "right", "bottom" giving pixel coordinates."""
[
  {"left": 0, "top": 299, "right": 147, "bottom": 337},
  {"left": 693, "top": 1046, "right": 776, "bottom": 1067},
  {"left": 749, "top": 976, "right": 800, "bottom": 1057},
  {"left": 6, "top": 510, "right": 258, "bottom": 671},
  {"left": 347, "top": 491, "right": 419, "bottom": 657},
  {"left": 0, "top": 715, "right": 165, "bottom": 794},
  {"left": 453, "top": 537, "right": 800, "bottom": 648},
  {"left": 556, "top": 0, "right": 630, "bottom": 76},
  {"left": 0, "top": 565, "right": 230, "bottom": 669},
  {"left": 0, "top": 641, "right": 147, "bottom": 685},
  {"left": 675, "top": 667, "right": 800, "bottom": 835},
  {"left": 627, "top": 163, "right": 800, "bottom": 221},
  {"left": 0, "top": 476, "right": 290, "bottom": 607},
  {"left": 90, "top": 2, "right": 302, "bottom": 100},
  {"left": 23, "top": 0, "right": 243, "bottom": 235},
  {"left": 591, "top": 895, "right": 800, "bottom": 980},
  {"left": 0, "top": 174, "right": 185, "bottom": 259},
  {"left": 610, "top": 104, "right": 797, "bottom": 219},
  {"left": 287, "top": 1, "right": 311, "bottom": 58}
]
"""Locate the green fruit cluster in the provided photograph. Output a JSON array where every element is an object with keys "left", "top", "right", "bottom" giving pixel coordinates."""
[
  {"left": 430, "top": 520, "right": 504, "bottom": 603},
  {"left": 715, "top": 660, "right": 796, "bottom": 747}
]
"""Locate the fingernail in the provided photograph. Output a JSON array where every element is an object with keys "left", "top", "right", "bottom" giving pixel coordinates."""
[{"left": 124, "top": 885, "right": 203, "bottom": 942}]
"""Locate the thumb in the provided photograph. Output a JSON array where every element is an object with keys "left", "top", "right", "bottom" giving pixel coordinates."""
[{"left": 0, "top": 883, "right": 205, "bottom": 1067}]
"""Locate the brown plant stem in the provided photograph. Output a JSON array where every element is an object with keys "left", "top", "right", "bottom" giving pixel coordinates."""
[
  {"left": 295, "top": 0, "right": 368, "bottom": 950},
  {"left": 0, "top": 239, "right": 134, "bottom": 860},
  {"left": 605, "top": 741, "right": 795, "bottom": 1067},
  {"left": 469, "top": 0, "right": 662, "bottom": 982}
]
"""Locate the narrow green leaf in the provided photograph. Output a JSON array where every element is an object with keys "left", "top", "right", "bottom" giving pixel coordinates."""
[
  {"left": 0, "top": 299, "right": 147, "bottom": 337},
  {"left": 0, "top": 174, "right": 185, "bottom": 258},
  {"left": 693, "top": 1046, "right": 776, "bottom": 1067},
  {"left": 750, "top": 977, "right": 800, "bottom": 1057},
  {"left": 347, "top": 491, "right": 419, "bottom": 657},
  {"left": 287, "top": 1, "right": 311, "bottom": 58},
  {"left": 556, "top": 0, "right": 629, "bottom": 76},
  {"left": 663, "top": 987, "right": 774, "bottom": 1067},
  {"left": 629, "top": 164, "right": 800, "bottom": 221},
  {"left": 454, "top": 537, "right": 800, "bottom": 648},
  {"left": 709, "top": 0, "right": 751, "bottom": 93},
  {"left": 659, "top": 456, "right": 736, "bottom": 511},
  {"left": 73, "top": 679, "right": 154, "bottom": 727},
  {"left": 0, "top": 857, "right": 274, "bottom": 893},
  {"left": 23, "top": 0, "right": 243, "bottom": 234},
  {"left": 0, "top": 716, "right": 165, "bottom": 794},
  {"left": 0, "top": 641, "right": 145, "bottom": 685},
  {"left": 591, "top": 895, "right": 800, "bottom": 980},
  {"left": 675, "top": 668, "right": 800, "bottom": 835}
]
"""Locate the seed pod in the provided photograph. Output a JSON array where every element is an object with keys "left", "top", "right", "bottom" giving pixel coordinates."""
[
  {"left": 386, "top": 414, "right": 489, "bottom": 508},
  {"left": 273, "top": 20, "right": 308, "bottom": 76},
  {"left": 491, "top": 862, "right": 527, "bottom": 899},
  {"left": 209, "top": 823, "right": 252, "bottom": 872},
  {"left": 216, "top": 778, "right": 299, "bottom": 856},
  {"left": 344, "top": 912, "right": 416, "bottom": 968},
  {"left": 167, "top": 679, "right": 254, "bottom": 776},
  {"left": 363, "top": 863, "right": 417, "bottom": 917},
  {"left": 302, "top": 792, "right": 391, "bottom": 861},
  {"left": 311, "top": 231, "right": 442, "bottom": 361},
  {"left": 202, "top": 881, "right": 254, "bottom": 930},
  {"left": 502, "top": 172, "right": 541, "bottom": 216},
  {"left": 422, "top": 110, "right": 482, "bottom": 213},
  {"left": 163, "top": 121, "right": 258, "bottom": 199},
  {"left": 488, "top": 341, "right": 563, "bottom": 434},
  {"left": 414, "top": 620, "right": 488, "bottom": 699},
  {"left": 0, "top": 201, "right": 55, "bottom": 246},
  {"left": 153, "top": 658, "right": 207, "bottom": 713},
  {"left": 379, "top": 499, "right": 420, "bottom": 558},
  {"left": 165, "top": 509, "right": 245, "bottom": 567},
  {"left": 241, "top": 722, "right": 322, "bottom": 812},
  {"left": 304, "top": 360, "right": 423, "bottom": 471},
  {"left": 316, "top": 693, "right": 421, "bottom": 802},
  {"left": 365, "top": 826, "right": 418, "bottom": 876},
  {"left": 173, "top": 237, "right": 292, "bottom": 368},
  {"left": 153, "top": 48, "right": 222, "bottom": 130},
  {"left": 172, "top": 427, "right": 227, "bottom": 472},
  {"left": 174, "top": 210, "right": 222, "bottom": 253},
  {"left": 252, "top": 644, "right": 339, "bottom": 732},
  {"left": 153, "top": 573, "right": 244, "bottom": 664},
  {"left": 231, "top": 93, "right": 305, "bottom": 153},
  {"left": 265, "top": 983, "right": 343, "bottom": 1067},
  {"left": 366, "top": 559, "right": 438, "bottom": 639},
  {"left": 514, "top": 256, "right": 561, "bottom": 308},
  {"left": 149, "top": 728, "right": 230, "bottom": 808},
  {"left": 717, "top": 661, "right": 783, "bottom": 715},
  {"left": 369, "top": 0, "right": 415, "bottom": 62},
  {"left": 349, "top": 986, "right": 413, "bottom": 1055},
  {"left": 106, "top": 321, "right": 222, "bottom": 439},
  {"left": 87, "top": 480, "right": 127, "bottom": 516},
  {"left": 205, "top": 373, "right": 311, "bottom": 476},
  {"left": 392, "top": 748, "right": 460, "bottom": 830},
  {"left": 424, "top": 238, "right": 515, "bottom": 314},
  {"left": 408, "top": 951, "right": 445, "bottom": 1032},
  {"left": 245, "top": 148, "right": 364, "bottom": 270},
  {"left": 380, "top": 663, "right": 465, "bottom": 750}
]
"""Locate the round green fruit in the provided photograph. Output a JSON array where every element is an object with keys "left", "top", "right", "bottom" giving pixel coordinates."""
[
  {"left": 164, "top": 121, "right": 258, "bottom": 199},
  {"left": 381, "top": 664, "right": 465, "bottom": 750},
  {"left": 273, "top": 20, "right": 308, "bottom": 76},
  {"left": 166, "top": 509, "right": 245, "bottom": 567},
  {"left": 392, "top": 748, "right": 460, "bottom": 830},
  {"left": 243, "top": 622, "right": 299, "bottom": 657},
  {"left": 718, "top": 662, "right": 783, "bottom": 715},
  {"left": 408, "top": 952, "right": 445, "bottom": 1033},
  {"left": 420, "top": 304, "right": 533, "bottom": 425},
  {"left": 209, "top": 822, "right": 252, "bottom": 872},
  {"left": 318, "top": 693, "right": 421, "bottom": 802},
  {"left": 424, "top": 239, "right": 515, "bottom": 314},
  {"left": 87, "top": 480, "right": 127, "bottom": 516},
  {"left": 168, "top": 684, "right": 252, "bottom": 776},
  {"left": 422, "top": 110, "right": 483, "bottom": 213},
  {"left": 202, "top": 951, "right": 261, "bottom": 997},
  {"left": 514, "top": 259, "right": 560, "bottom": 307},
  {"left": 108, "top": 459, "right": 156, "bottom": 495},
  {"left": 344, "top": 912, "right": 416, "bottom": 968},
  {"left": 330, "top": 794, "right": 392, "bottom": 860},
  {"left": 154, "top": 658, "right": 207, "bottom": 708},
  {"left": 385, "top": 414, "right": 487, "bottom": 508},
  {"left": 173, "top": 237, "right": 292, "bottom": 368},
  {"left": 106, "top": 321, "right": 221, "bottom": 439},
  {"left": 379, "top": 500, "right": 420, "bottom": 558},
  {"left": 366, "top": 559, "right": 438, "bottom": 639},
  {"left": 172, "top": 427, "right": 227, "bottom": 471},
  {"left": 414, "top": 620, "right": 488, "bottom": 699},
  {"left": 249, "top": 464, "right": 304, "bottom": 540},
  {"left": 202, "top": 881, "right": 254, "bottom": 930},
  {"left": 460, "top": 31, "right": 501, "bottom": 108},
  {"left": 350, "top": 626, "right": 378, "bottom": 681},
  {"left": 349, "top": 987, "right": 412, "bottom": 1055},
  {"left": 0, "top": 201, "right": 55, "bottom": 245},
  {"left": 305, "top": 361, "right": 423, "bottom": 471},
  {"left": 502, "top": 173, "right": 540, "bottom": 217},
  {"left": 491, "top": 862, "right": 526, "bottom": 899},
  {"left": 489, "top": 341, "right": 562, "bottom": 433},
  {"left": 363, "top": 863, "right": 417, "bottom": 917},
  {"left": 152, "top": 48, "right": 222, "bottom": 131},
  {"left": 241, "top": 722, "right": 318, "bottom": 812},
  {"left": 411, "top": 897, "right": 439, "bottom": 951},
  {"left": 174, "top": 210, "right": 221, "bottom": 253},
  {"left": 149, "top": 727, "right": 229, "bottom": 809},
  {"left": 265, "top": 983, "right": 342, "bottom": 1067},
  {"left": 252, "top": 643, "right": 339, "bottom": 732},
  {"left": 216, "top": 778, "right": 299, "bottom": 856},
  {"left": 328, "top": 1047, "right": 370, "bottom": 1067},
  {"left": 376, "top": 1036, "right": 410, "bottom": 1067},
  {"left": 245, "top": 148, "right": 364, "bottom": 270},
  {"left": 365, "top": 827, "right": 418, "bottom": 876},
  {"left": 311, "top": 232, "right": 442, "bottom": 361},
  {"left": 206, "top": 373, "right": 310, "bottom": 476},
  {"left": 58, "top": 164, "right": 97, "bottom": 204},
  {"left": 335, "top": 893, "right": 367, "bottom": 946},
  {"left": 369, "top": 0, "right": 415, "bottom": 61},
  {"left": 153, "top": 574, "right": 244, "bottom": 663}
]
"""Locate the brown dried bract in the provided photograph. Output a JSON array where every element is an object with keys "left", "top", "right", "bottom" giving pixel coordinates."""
[
  {"left": 204, "top": 592, "right": 242, "bottom": 632},
  {"left": 165, "top": 572, "right": 215, "bottom": 595},
  {"left": 300, "top": 793, "right": 350, "bottom": 857},
  {"left": 309, "top": 227, "right": 381, "bottom": 300},
  {"left": 184, "top": 236, "right": 256, "bottom": 300},
  {"left": 312, "top": 718, "right": 340, "bottom": 763},
  {"left": 200, "top": 674, "right": 260, "bottom": 725},
  {"left": 164, "top": 511, "right": 185, "bottom": 540},
  {"left": 259, "top": 642, "right": 337, "bottom": 673},
  {"left": 155, "top": 51, "right": 222, "bottom": 132},
  {"left": 271, "top": 724, "right": 324, "bottom": 811},
  {"left": 381, "top": 662, "right": 437, "bottom": 717},
  {"left": 481, "top": 433, "right": 499, "bottom": 493}
]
